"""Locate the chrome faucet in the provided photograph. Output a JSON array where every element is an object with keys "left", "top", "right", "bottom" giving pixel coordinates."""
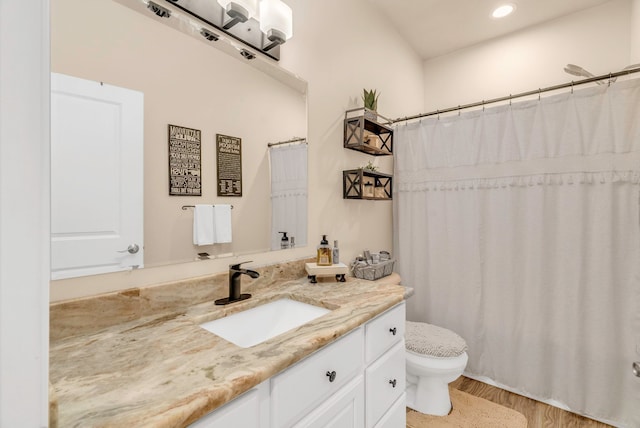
[{"left": 215, "top": 261, "right": 260, "bottom": 305}]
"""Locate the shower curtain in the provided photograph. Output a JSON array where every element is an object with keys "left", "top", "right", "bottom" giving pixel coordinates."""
[
  {"left": 269, "top": 144, "right": 308, "bottom": 250},
  {"left": 394, "top": 79, "right": 640, "bottom": 426}
]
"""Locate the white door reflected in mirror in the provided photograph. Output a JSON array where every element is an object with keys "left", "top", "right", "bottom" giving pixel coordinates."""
[{"left": 51, "top": 73, "right": 144, "bottom": 279}]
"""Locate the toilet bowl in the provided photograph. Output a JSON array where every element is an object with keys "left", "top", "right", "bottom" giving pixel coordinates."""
[{"left": 405, "top": 321, "right": 468, "bottom": 416}]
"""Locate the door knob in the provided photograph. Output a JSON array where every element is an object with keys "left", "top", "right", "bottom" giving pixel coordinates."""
[
  {"left": 633, "top": 362, "right": 640, "bottom": 377},
  {"left": 118, "top": 244, "right": 139, "bottom": 254},
  {"left": 326, "top": 371, "right": 337, "bottom": 382},
  {"left": 389, "top": 327, "right": 397, "bottom": 336}
]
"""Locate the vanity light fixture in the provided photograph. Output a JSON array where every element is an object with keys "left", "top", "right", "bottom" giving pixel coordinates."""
[
  {"left": 144, "top": 0, "right": 293, "bottom": 60},
  {"left": 217, "top": 0, "right": 259, "bottom": 29},
  {"left": 491, "top": 3, "right": 516, "bottom": 19},
  {"left": 259, "top": 0, "right": 293, "bottom": 51}
]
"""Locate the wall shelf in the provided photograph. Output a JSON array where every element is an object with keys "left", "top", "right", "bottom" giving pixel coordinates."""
[
  {"left": 344, "top": 108, "right": 393, "bottom": 156},
  {"left": 343, "top": 169, "right": 392, "bottom": 200}
]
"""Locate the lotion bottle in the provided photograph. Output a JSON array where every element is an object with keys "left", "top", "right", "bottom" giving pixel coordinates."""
[
  {"left": 316, "top": 235, "right": 332, "bottom": 266},
  {"left": 332, "top": 240, "right": 340, "bottom": 264},
  {"left": 279, "top": 232, "right": 289, "bottom": 249}
]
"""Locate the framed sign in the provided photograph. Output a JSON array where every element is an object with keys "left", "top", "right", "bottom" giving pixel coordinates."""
[
  {"left": 168, "top": 124, "right": 201, "bottom": 196},
  {"left": 216, "top": 134, "right": 242, "bottom": 197}
]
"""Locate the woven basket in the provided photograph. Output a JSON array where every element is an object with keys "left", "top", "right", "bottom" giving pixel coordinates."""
[{"left": 352, "top": 259, "right": 395, "bottom": 281}]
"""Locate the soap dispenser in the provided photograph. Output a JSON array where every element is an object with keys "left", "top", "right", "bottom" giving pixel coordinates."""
[
  {"left": 279, "top": 232, "right": 290, "bottom": 249},
  {"left": 316, "top": 235, "right": 332, "bottom": 266}
]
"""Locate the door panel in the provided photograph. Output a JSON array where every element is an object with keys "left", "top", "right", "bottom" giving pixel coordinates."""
[{"left": 51, "top": 73, "right": 143, "bottom": 279}]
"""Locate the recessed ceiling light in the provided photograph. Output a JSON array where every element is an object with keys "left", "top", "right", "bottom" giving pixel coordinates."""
[{"left": 492, "top": 4, "right": 516, "bottom": 19}]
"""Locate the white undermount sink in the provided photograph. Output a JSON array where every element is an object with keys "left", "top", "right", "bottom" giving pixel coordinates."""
[{"left": 199, "top": 298, "right": 330, "bottom": 348}]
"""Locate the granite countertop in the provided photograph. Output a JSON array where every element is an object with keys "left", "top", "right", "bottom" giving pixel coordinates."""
[{"left": 50, "top": 275, "right": 412, "bottom": 427}]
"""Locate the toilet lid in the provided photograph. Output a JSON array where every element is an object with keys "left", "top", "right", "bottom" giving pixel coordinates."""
[{"left": 405, "top": 321, "right": 468, "bottom": 358}]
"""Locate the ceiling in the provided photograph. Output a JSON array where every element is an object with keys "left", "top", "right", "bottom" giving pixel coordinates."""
[{"left": 367, "top": 0, "right": 612, "bottom": 60}]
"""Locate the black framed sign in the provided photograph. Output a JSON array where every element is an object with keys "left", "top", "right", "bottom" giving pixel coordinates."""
[
  {"left": 168, "top": 124, "right": 201, "bottom": 196},
  {"left": 216, "top": 134, "right": 242, "bottom": 197}
]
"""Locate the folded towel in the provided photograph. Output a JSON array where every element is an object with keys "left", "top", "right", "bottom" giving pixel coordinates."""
[
  {"left": 213, "top": 204, "right": 232, "bottom": 243},
  {"left": 193, "top": 205, "right": 214, "bottom": 246}
]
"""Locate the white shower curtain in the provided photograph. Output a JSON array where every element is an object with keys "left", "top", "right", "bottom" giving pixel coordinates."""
[
  {"left": 269, "top": 144, "right": 308, "bottom": 250},
  {"left": 394, "top": 79, "right": 640, "bottom": 426}
]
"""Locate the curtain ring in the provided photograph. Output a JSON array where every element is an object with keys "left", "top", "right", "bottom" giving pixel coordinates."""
[
  {"left": 608, "top": 72, "right": 612, "bottom": 87},
  {"left": 458, "top": 105, "right": 461, "bottom": 116},
  {"left": 571, "top": 81, "right": 574, "bottom": 94},
  {"left": 482, "top": 100, "right": 485, "bottom": 112},
  {"left": 538, "top": 88, "right": 541, "bottom": 101},
  {"left": 437, "top": 109, "right": 440, "bottom": 120},
  {"left": 509, "top": 94, "right": 512, "bottom": 106}
]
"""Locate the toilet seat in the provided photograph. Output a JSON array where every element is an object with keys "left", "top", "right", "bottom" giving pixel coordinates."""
[
  {"left": 405, "top": 321, "right": 468, "bottom": 416},
  {"left": 405, "top": 321, "right": 467, "bottom": 358}
]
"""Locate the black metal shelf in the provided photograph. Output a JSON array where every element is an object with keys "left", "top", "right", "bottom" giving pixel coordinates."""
[
  {"left": 343, "top": 169, "right": 392, "bottom": 200},
  {"left": 344, "top": 108, "right": 393, "bottom": 156}
]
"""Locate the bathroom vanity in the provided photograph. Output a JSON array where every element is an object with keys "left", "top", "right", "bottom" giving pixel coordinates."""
[
  {"left": 193, "top": 302, "right": 406, "bottom": 428},
  {"left": 49, "top": 261, "right": 411, "bottom": 427}
]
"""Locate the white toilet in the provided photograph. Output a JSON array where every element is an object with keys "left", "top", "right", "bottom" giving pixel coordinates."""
[{"left": 405, "top": 321, "right": 468, "bottom": 416}]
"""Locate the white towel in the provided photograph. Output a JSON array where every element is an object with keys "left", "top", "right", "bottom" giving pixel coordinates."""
[
  {"left": 212, "top": 204, "right": 232, "bottom": 243},
  {"left": 193, "top": 205, "right": 214, "bottom": 246}
]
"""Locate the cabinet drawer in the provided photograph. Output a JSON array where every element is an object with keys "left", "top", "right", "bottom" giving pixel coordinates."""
[
  {"left": 373, "top": 393, "right": 405, "bottom": 428},
  {"left": 271, "top": 328, "right": 364, "bottom": 428},
  {"left": 365, "top": 302, "right": 405, "bottom": 363},
  {"left": 365, "top": 340, "right": 405, "bottom": 428}
]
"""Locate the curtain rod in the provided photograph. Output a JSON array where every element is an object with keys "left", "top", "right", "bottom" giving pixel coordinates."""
[
  {"left": 267, "top": 137, "right": 307, "bottom": 147},
  {"left": 392, "top": 66, "right": 640, "bottom": 124}
]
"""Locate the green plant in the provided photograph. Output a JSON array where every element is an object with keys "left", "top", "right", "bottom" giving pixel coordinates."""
[
  {"left": 362, "top": 89, "right": 379, "bottom": 111},
  {"left": 361, "top": 161, "right": 378, "bottom": 172}
]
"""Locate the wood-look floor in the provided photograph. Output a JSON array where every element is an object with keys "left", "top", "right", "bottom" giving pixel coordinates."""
[{"left": 450, "top": 376, "right": 612, "bottom": 428}]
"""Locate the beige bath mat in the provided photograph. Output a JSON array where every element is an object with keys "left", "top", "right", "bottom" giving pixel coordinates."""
[{"left": 406, "top": 388, "right": 528, "bottom": 428}]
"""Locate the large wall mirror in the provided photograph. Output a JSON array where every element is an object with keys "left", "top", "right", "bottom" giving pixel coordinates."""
[{"left": 50, "top": 0, "right": 307, "bottom": 279}]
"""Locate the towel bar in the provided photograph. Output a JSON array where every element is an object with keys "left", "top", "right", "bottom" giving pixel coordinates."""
[{"left": 182, "top": 205, "right": 234, "bottom": 210}]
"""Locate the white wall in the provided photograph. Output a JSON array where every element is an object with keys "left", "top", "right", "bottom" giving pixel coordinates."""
[
  {"left": 422, "top": 0, "right": 633, "bottom": 112},
  {"left": 632, "top": 0, "right": 640, "bottom": 62},
  {"left": 50, "top": 0, "right": 425, "bottom": 301},
  {"left": 0, "top": 1, "right": 50, "bottom": 425}
]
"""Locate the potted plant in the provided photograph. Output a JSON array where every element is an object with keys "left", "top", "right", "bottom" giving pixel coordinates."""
[
  {"left": 362, "top": 88, "right": 379, "bottom": 120},
  {"left": 362, "top": 160, "right": 378, "bottom": 172}
]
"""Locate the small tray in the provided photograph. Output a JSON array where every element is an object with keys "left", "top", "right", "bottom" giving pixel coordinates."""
[{"left": 305, "top": 262, "right": 348, "bottom": 283}]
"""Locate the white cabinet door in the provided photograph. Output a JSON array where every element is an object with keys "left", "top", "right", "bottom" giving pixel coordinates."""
[
  {"left": 51, "top": 72, "right": 144, "bottom": 279},
  {"left": 189, "top": 381, "right": 270, "bottom": 428},
  {"left": 293, "top": 375, "right": 364, "bottom": 428},
  {"left": 373, "top": 394, "right": 406, "bottom": 428},
  {"left": 365, "top": 340, "right": 406, "bottom": 428}
]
